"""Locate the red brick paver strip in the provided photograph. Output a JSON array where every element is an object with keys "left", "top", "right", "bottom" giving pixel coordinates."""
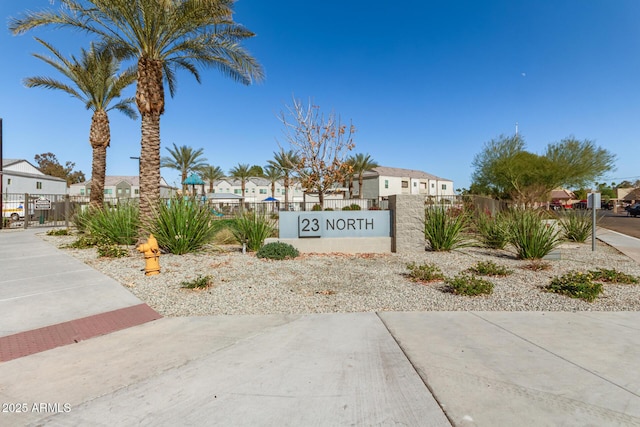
[{"left": 0, "top": 304, "right": 161, "bottom": 362}]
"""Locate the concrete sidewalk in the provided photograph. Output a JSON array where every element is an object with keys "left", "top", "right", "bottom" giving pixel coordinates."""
[
  {"left": 1, "top": 312, "right": 639, "bottom": 426},
  {"left": 1, "top": 228, "right": 640, "bottom": 426}
]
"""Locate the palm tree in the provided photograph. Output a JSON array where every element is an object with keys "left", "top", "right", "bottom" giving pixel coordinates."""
[
  {"left": 352, "top": 153, "right": 379, "bottom": 199},
  {"left": 267, "top": 150, "right": 300, "bottom": 208},
  {"left": 200, "top": 165, "right": 225, "bottom": 194},
  {"left": 229, "top": 163, "right": 252, "bottom": 197},
  {"left": 343, "top": 156, "right": 357, "bottom": 198},
  {"left": 263, "top": 165, "right": 284, "bottom": 199},
  {"left": 24, "top": 38, "right": 136, "bottom": 208},
  {"left": 11, "top": 0, "right": 264, "bottom": 224},
  {"left": 161, "top": 143, "right": 207, "bottom": 193}
]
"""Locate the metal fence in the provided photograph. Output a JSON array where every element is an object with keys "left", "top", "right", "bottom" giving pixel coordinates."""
[{"left": 1, "top": 193, "right": 75, "bottom": 230}]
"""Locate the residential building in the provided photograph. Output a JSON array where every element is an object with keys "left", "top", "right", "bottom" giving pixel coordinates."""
[
  {"left": 357, "top": 166, "right": 455, "bottom": 201},
  {"left": 69, "top": 176, "right": 177, "bottom": 201},
  {"left": 2, "top": 159, "right": 67, "bottom": 196},
  {"left": 208, "top": 177, "right": 305, "bottom": 203}
]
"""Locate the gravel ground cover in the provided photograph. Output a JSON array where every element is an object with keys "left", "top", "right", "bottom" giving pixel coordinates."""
[{"left": 39, "top": 234, "right": 640, "bottom": 316}]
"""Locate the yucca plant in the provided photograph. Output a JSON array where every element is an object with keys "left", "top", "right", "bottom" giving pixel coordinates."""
[
  {"left": 231, "top": 211, "right": 276, "bottom": 251},
  {"left": 85, "top": 202, "right": 140, "bottom": 245},
  {"left": 507, "top": 209, "right": 561, "bottom": 259},
  {"left": 424, "top": 206, "right": 471, "bottom": 251},
  {"left": 147, "top": 197, "right": 217, "bottom": 255},
  {"left": 557, "top": 209, "right": 594, "bottom": 242},
  {"left": 474, "top": 211, "right": 510, "bottom": 249}
]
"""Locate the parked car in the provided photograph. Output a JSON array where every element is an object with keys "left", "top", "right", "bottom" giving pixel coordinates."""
[{"left": 626, "top": 204, "right": 640, "bottom": 217}]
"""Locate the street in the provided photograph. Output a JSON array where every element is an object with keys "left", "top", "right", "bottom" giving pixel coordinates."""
[{"left": 598, "top": 210, "right": 640, "bottom": 239}]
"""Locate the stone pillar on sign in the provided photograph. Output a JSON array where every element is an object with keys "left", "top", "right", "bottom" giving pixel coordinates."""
[{"left": 389, "top": 194, "right": 425, "bottom": 253}]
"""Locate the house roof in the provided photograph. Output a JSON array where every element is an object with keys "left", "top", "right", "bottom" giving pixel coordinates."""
[
  {"left": 72, "top": 176, "right": 174, "bottom": 188},
  {"left": 2, "top": 159, "right": 65, "bottom": 181},
  {"left": 364, "top": 166, "right": 451, "bottom": 181},
  {"left": 550, "top": 189, "right": 575, "bottom": 200},
  {"left": 2, "top": 158, "right": 23, "bottom": 167}
]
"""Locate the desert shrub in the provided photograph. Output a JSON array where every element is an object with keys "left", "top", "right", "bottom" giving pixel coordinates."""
[
  {"left": 96, "top": 243, "right": 129, "bottom": 258},
  {"left": 474, "top": 211, "right": 510, "bottom": 249},
  {"left": 46, "top": 228, "right": 70, "bottom": 236},
  {"left": 589, "top": 268, "right": 638, "bottom": 284},
  {"left": 256, "top": 241, "right": 300, "bottom": 260},
  {"left": 180, "top": 275, "right": 213, "bottom": 289},
  {"left": 148, "top": 197, "right": 217, "bottom": 255},
  {"left": 212, "top": 228, "right": 238, "bottom": 245},
  {"left": 544, "top": 271, "right": 602, "bottom": 302},
  {"left": 445, "top": 273, "right": 494, "bottom": 296},
  {"left": 406, "top": 262, "right": 445, "bottom": 282},
  {"left": 558, "top": 210, "right": 593, "bottom": 242},
  {"left": 521, "top": 261, "right": 552, "bottom": 271},
  {"left": 506, "top": 209, "right": 561, "bottom": 259},
  {"left": 468, "top": 260, "right": 512, "bottom": 276},
  {"left": 85, "top": 203, "right": 140, "bottom": 245},
  {"left": 231, "top": 211, "right": 276, "bottom": 251},
  {"left": 424, "top": 206, "right": 471, "bottom": 251},
  {"left": 72, "top": 205, "right": 93, "bottom": 233},
  {"left": 64, "top": 234, "right": 102, "bottom": 249}
]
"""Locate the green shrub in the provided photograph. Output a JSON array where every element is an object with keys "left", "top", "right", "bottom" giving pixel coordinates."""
[
  {"left": 212, "top": 228, "right": 237, "bottom": 245},
  {"left": 342, "top": 205, "right": 351, "bottom": 211},
  {"left": 468, "top": 260, "right": 512, "bottom": 276},
  {"left": 72, "top": 205, "right": 93, "bottom": 233},
  {"left": 589, "top": 268, "right": 638, "bottom": 284},
  {"left": 96, "top": 243, "right": 129, "bottom": 258},
  {"left": 85, "top": 203, "right": 140, "bottom": 245},
  {"left": 424, "top": 206, "right": 471, "bottom": 251},
  {"left": 445, "top": 273, "right": 494, "bottom": 296},
  {"left": 180, "top": 275, "right": 213, "bottom": 289},
  {"left": 406, "top": 262, "right": 445, "bottom": 282},
  {"left": 64, "top": 234, "right": 101, "bottom": 249},
  {"left": 348, "top": 204, "right": 361, "bottom": 210},
  {"left": 312, "top": 204, "right": 322, "bottom": 211},
  {"left": 148, "top": 197, "right": 217, "bottom": 255},
  {"left": 474, "top": 211, "right": 510, "bottom": 249},
  {"left": 256, "top": 241, "right": 300, "bottom": 260},
  {"left": 231, "top": 211, "right": 276, "bottom": 251},
  {"left": 506, "top": 209, "right": 561, "bottom": 259},
  {"left": 46, "top": 228, "right": 70, "bottom": 236},
  {"left": 544, "top": 271, "right": 602, "bottom": 302},
  {"left": 558, "top": 210, "right": 593, "bottom": 242}
]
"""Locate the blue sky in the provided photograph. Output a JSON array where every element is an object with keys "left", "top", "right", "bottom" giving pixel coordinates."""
[{"left": 1, "top": 0, "right": 639, "bottom": 190}]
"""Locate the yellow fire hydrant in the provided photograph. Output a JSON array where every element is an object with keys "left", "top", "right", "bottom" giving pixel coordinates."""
[{"left": 137, "top": 234, "right": 161, "bottom": 276}]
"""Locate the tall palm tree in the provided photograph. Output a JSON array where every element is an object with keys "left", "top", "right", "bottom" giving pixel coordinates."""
[
  {"left": 267, "top": 149, "right": 300, "bottom": 208},
  {"left": 263, "top": 165, "right": 283, "bottom": 199},
  {"left": 200, "top": 165, "right": 225, "bottom": 194},
  {"left": 352, "top": 153, "right": 379, "bottom": 199},
  {"left": 24, "top": 38, "right": 137, "bottom": 208},
  {"left": 11, "top": 0, "right": 264, "bottom": 224},
  {"left": 161, "top": 143, "right": 207, "bottom": 193},
  {"left": 229, "top": 163, "right": 252, "bottom": 197}
]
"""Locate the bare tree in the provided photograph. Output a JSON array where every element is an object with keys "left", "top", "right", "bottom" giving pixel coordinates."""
[{"left": 278, "top": 98, "right": 355, "bottom": 207}]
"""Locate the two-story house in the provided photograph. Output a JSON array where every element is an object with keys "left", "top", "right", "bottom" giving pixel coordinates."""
[{"left": 357, "top": 166, "right": 455, "bottom": 201}]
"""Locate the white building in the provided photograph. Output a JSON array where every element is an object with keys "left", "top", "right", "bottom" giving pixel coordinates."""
[
  {"left": 69, "top": 176, "right": 177, "bottom": 201},
  {"left": 2, "top": 159, "right": 68, "bottom": 196},
  {"left": 209, "top": 177, "right": 305, "bottom": 203},
  {"left": 357, "top": 166, "right": 455, "bottom": 201}
]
